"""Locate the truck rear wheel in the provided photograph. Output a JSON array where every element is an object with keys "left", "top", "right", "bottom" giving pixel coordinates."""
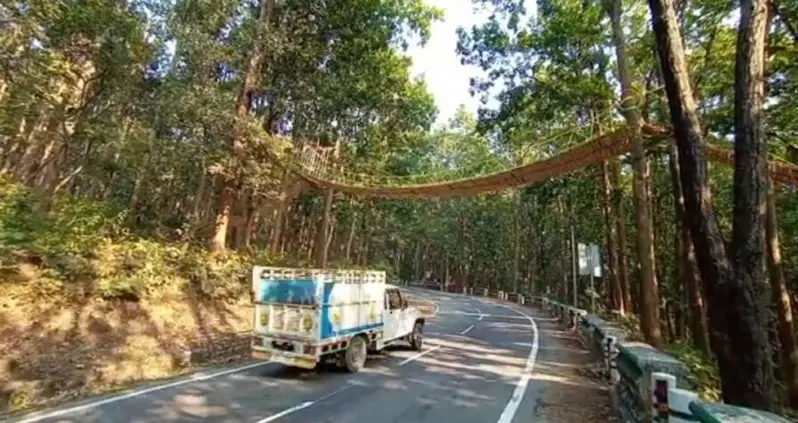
[
  {"left": 344, "top": 336, "right": 367, "bottom": 373},
  {"left": 410, "top": 322, "right": 423, "bottom": 351}
]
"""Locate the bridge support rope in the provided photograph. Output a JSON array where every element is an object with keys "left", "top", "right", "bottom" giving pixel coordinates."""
[{"left": 288, "top": 124, "right": 798, "bottom": 199}]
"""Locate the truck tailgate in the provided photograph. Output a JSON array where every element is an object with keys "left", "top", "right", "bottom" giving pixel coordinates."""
[{"left": 254, "top": 303, "right": 319, "bottom": 339}]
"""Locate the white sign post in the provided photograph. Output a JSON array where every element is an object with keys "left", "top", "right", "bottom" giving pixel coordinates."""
[{"left": 578, "top": 243, "right": 602, "bottom": 312}]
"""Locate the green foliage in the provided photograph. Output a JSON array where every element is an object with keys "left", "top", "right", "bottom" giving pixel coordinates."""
[
  {"left": 0, "top": 176, "right": 248, "bottom": 300},
  {"left": 667, "top": 341, "right": 722, "bottom": 402},
  {"left": 177, "top": 248, "right": 253, "bottom": 300},
  {"left": 0, "top": 175, "right": 120, "bottom": 260},
  {"left": 0, "top": 175, "right": 406, "bottom": 301},
  {"left": 2, "top": 0, "right": 798, "bottom": 410}
]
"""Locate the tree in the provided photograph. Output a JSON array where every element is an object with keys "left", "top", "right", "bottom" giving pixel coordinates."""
[
  {"left": 647, "top": 0, "right": 776, "bottom": 407},
  {"left": 603, "top": 0, "right": 662, "bottom": 347},
  {"left": 210, "top": 0, "right": 275, "bottom": 253}
]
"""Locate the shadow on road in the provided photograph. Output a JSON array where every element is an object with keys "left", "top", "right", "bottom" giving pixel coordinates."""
[{"left": 6, "top": 290, "right": 620, "bottom": 423}]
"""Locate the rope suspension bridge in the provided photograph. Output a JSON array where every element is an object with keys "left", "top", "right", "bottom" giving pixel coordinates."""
[{"left": 282, "top": 100, "right": 798, "bottom": 199}]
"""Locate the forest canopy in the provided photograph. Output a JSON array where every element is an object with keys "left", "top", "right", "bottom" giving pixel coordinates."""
[{"left": 2, "top": 0, "right": 798, "bottom": 415}]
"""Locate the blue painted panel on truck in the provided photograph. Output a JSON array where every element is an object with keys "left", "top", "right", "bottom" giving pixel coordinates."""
[
  {"left": 258, "top": 279, "right": 317, "bottom": 305},
  {"left": 320, "top": 282, "right": 381, "bottom": 339},
  {"left": 321, "top": 283, "right": 336, "bottom": 339}
]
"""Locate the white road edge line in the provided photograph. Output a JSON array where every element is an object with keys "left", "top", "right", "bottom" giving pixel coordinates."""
[
  {"left": 460, "top": 324, "right": 475, "bottom": 335},
  {"left": 254, "top": 401, "right": 314, "bottom": 423},
  {"left": 487, "top": 300, "right": 540, "bottom": 423},
  {"left": 253, "top": 384, "right": 354, "bottom": 423},
  {"left": 398, "top": 345, "right": 442, "bottom": 366},
  {"left": 14, "top": 361, "right": 272, "bottom": 423}
]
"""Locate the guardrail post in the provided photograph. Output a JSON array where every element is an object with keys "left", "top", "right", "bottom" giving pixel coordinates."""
[
  {"left": 483, "top": 288, "right": 489, "bottom": 297},
  {"left": 518, "top": 295, "right": 525, "bottom": 305},
  {"left": 652, "top": 372, "right": 677, "bottom": 423},
  {"left": 668, "top": 388, "right": 698, "bottom": 423},
  {"left": 606, "top": 336, "right": 619, "bottom": 384}
]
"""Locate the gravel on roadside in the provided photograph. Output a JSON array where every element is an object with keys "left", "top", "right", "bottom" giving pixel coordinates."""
[{"left": 525, "top": 307, "right": 620, "bottom": 423}]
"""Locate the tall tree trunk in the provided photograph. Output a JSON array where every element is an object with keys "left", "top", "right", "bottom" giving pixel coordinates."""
[
  {"left": 314, "top": 187, "right": 335, "bottom": 268},
  {"left": 648, "top": 0, "right": 775, "bottom": 407},
  {"left": 512, "top": 201, "right": 521, "bottom": 293},
  {"left": 558, "top": 197, "right": 569, "bottom": 303},
  {"left": 527, "top": 197, "right": 539, "bottom": 295},
  {"left": 727, "top": 0, "right": 776, "bottom": 406},
  {"left": 314, "top": 140, "right": 341, "bottom": 268},
  {"left": 611, "top": 161, "right": 633, "bottom": 313},
  {"left": 268, "top": 172, "right": 294, "bottom": 254},
  {"left": 603, "top": 160, "right": 623, "bottom": 313},
  {"left": 210, "top": 0, "right": 274, "bottom": 253},
  {"left": 669, "top": 145, "right": 710, "bottom": 352},
  {"left": 766, "top": 187, "right": 798, "bottom": 407},
  {"left": 604, "top": 0, "right": 662, "bottom": 347},
  {"left": 244, "top": 196, "right": 262, "bottom": 249},
  {"left": 457, "top": 213, "right": 467, "bottom": 290},
  {"left": 192, "top": 164, "right": 208, "bottom": 218},
  {"left": 413, "top": 241, "right": 421, "bottom": 281},
  {"left": 345, "top": 211, "right": 358, "bottom": 263}
]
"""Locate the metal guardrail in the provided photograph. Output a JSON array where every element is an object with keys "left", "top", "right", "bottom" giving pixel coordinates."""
[
  {"left": 405, "top": 285, "right": 793, "bottom": 423},
  {"left": 541, "top": 298, "right": 792, "bottom": 423}
]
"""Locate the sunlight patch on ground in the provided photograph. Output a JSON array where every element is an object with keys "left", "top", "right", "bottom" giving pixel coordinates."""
[
  {"left": 171, "top": 394, "right": 229, "bottom": 419},
  {"left": 425, "top": 337, "right": 517, "bottom": 355}
]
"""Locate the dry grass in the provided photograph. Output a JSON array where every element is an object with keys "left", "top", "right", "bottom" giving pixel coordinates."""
[
  {"left": 0, "top": 265, "right": 252, "bottom": 414},
  {"left": 0, "top": 278, "right": 441, "bottom": 414}
]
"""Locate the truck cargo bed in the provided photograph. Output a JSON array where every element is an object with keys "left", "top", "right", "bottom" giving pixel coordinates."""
[{"left": 251, "top": 266, "right": 386, "bottom": 368}]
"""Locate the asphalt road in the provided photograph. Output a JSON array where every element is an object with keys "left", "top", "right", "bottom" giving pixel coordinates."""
[{"left": 8, "top": 289, "right": 545, "bottom": 423}]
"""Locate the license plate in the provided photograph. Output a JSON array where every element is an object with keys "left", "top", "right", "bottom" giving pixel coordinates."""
[
  {"left": 252, "top": 350, "right": 272, "bottom": 361},
  {"left": 294, "top": 358, "right": 316, "bottom": 369},
  {"left": 272, "top": 341, "right": 294, "bottom": 352}
]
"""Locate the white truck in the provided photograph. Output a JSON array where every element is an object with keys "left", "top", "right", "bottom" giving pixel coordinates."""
[{"left": 250, "top": 266, "right": 426, "bottom": 372}]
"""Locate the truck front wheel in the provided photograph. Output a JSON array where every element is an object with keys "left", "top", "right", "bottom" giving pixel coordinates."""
[
  {"left": 344, "top": 335, "right": 367, "bottom": 373},
  {"left": 410, "top": 322, "right": 423, "bottom": 351}
]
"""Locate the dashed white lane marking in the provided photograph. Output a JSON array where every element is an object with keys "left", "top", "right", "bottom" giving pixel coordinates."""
[
  {"left": 460, "top": 325, "right": 475, "bottom": 335},
  {"left": 253, "top": 384, "right": 354, "bottom": 423},
  {"left": 484, "top": 301, "right": 539, "bottom": 423},
  {"left": 398, "top": 345, "right": 442, "bottom": 366},
  {"left": 475, "top": 308, "right": 485, "bottom": 321},
  {"left": 436, "top": 310, "right": 525, "bottom": 320},
  {"left": 14, "top": 361, "right": 273, "bottom": 423}
]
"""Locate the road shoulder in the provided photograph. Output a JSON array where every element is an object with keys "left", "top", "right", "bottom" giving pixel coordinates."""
[{"left": 524, "top": 306, "right": 619, "bottom": 422}]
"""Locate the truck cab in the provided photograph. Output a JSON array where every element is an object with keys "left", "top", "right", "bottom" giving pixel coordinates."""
[{"left": 382, "top": 284, "right": 424, "bottom": 350}]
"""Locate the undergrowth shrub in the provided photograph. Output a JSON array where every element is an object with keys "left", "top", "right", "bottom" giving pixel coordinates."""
[
  {"left": 666, "top": 341, "right": 721, "bottom": 401},
  {"left": 0, "top": 175, "right": 121, "bottom": 260},
  {"left": 1, "top": 175, "right": 400, "bottom": 303},
  {"left": 0, "top": 176, "right": 250, "bottom": 301},
  {"left": 90, "top": 239, "right": 183, "bottom": 299},
  {"left": 179, "top": 248, "right": 253, "bottom": 300}
]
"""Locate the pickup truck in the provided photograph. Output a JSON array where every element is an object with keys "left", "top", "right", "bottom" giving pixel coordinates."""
[{"left": 250, "top": 266, "right": 426, "bottom": 372}]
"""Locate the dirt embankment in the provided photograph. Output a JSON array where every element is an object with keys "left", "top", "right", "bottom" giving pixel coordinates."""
[
  {"left": 0, "top": 281, "right": 440, "bottom": 415},
  {"left": 0, "top": 268, "right": 253, "bottom": 415}
]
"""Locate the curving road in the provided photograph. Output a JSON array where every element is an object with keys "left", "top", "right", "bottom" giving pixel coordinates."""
[{"left": 9, "top": 289, "right": 548, "bottom": 423}]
